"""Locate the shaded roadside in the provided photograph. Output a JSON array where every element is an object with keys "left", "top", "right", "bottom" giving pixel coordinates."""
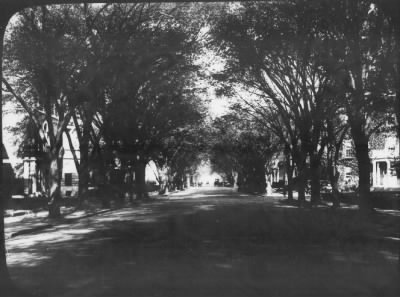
[{"left": 4, "top": 189, "right": 180, "bottom": 239}]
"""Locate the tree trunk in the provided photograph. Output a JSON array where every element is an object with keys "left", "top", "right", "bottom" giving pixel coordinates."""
[
  {"left": 0, "top": 9, "right": 17, "bottom": 292},
  {"left": 159, "top": 180, "right": 168, "bottom": 195},
  {"left": 392, "top": 15, "right": 400, "bottom": 169},
  {"left": 78, "top": 165, "right": 89, "bottom": 203},
  {"left": 292, "top": 147, "right": 307, "bottom": 206},
  {"left": 356, "top": 148, "right": 372, "bottom": 211},
  {"left": 397, "top": 88, "right": 400, "bottom": 158},
  {"left": 78, "top": 123, "right": 90, "bottom": 204},
  {"left": 327, "top": 152, "right": 340, "bottom": 208},
  {"left": 296, "top": 169, "right": 306, "bottom": 206},
  {"left": 47, "top": 147, "right": 64, "bottom": 218},
  {"left": 126, "top": 167, "right": 134, "bottom": 201},
  {"left": 156, "top": 167, "right": 168, "bottom": 195},
  {"left": 396, "top": 59, "right": 400, "bottom": 274},
  {"left": 0, "top": 185, "right": 12, "bottom": 293},
  {"left": 350, "top": 121, "right": 373, "bottom": 212},
  {"left": 327, "top": 152, "right": 341, "bottom": 208},
  {"left": 285, "top": 150, "right": 294, "bottom": 201},
  {"left": 286, "top": 167, "right": 294, "bottom": 201},
  {"left": 135, "top": 160, "right": 148, "bottom": 200},
  {"left": 310, "top": 154, "right": 321, "bottom": 205},
  {"left": 100, "top": 184, "right": 111, "bottom": 208},
  {"left": 331, "top": 184, "right": 341, "bottom": 209},
  {"left": 232, "top": 171, "right": 238, "bottom": 190}
]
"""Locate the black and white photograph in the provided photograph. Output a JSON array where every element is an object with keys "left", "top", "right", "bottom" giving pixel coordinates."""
[{"left": 0, "top": 1, "right": 400, "bottom": 296}]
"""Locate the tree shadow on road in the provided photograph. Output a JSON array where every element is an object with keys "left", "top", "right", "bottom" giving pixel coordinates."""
[{"left": 6, "top": 195, "right": 400, "bottom": 297}]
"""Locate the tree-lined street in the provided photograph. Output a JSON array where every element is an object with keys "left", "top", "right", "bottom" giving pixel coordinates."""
[{"left": 1, "top": 1, "right": 400, "bottom": 295}]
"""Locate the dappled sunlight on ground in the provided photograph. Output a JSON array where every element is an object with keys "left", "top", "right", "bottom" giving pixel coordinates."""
[
  {"left": 5, "top": 187, "right": 400, "bottom": 297},
  {"left": 60, "top": 228, "right": 95, "bottom": 235},
  {"left": 8, "top": 232, "right": 78, "bottom": 249},
  {"left": 178, "top": 193, "right": 232, "bottom": 199},
  {"left": 376, "top": 209, "right": 400, "bottom": 216},
  {"left": 7, "top": 252, "right": 51, "bottom": 267},
  {"left": 195, "top": 204, "right": 216, "bottom": 211},
  {"left": 272, "top": 203, "right": 298, "bottom": 209},
  {"left": 379, "top": 250, "right": 398, "bottom": 262},
  {"left": 341, "top": 204, "right": 361, "bottom": 210}
]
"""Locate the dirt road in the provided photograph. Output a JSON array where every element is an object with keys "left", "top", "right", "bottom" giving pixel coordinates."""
[{"left": 6, "top": 187, "right": 400, "bottom": 297}]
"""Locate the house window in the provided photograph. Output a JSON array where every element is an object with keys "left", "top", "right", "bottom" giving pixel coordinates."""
[
  {"left": 65, "top": 173, "right": 73, "bottom": 186},
  {"left": 344, "top": 147, "right": 354, "bottom": 158}
]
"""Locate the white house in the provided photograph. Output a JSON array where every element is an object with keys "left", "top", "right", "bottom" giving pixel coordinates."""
[
  {"left": 267, "top": 133, "right": 400, "bottom": 191},
  {"left": 369, "top": 134, "right": 399, "bottom": 189}
]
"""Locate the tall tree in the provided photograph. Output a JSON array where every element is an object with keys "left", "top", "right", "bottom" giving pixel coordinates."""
[
  {"left": 0, "top": 10, "right": 11, "bottom": 295},
  {"left": 0, "top": 3, "right": 27, "bottom": 295},
  {"left": 326, "top": 114, "right": 349, "bottom": 208},
  {"left": 325, "top": 0, "right": 394, "bottom": 212},
  {"left": 3, "top": 5, "right": 95, "bottom": 217},
  {"left": 101, "top": 3, "right": 204, "bottom": 199},
  {"left": 211, "top": 1, "right": 338, "bottom": 204}
]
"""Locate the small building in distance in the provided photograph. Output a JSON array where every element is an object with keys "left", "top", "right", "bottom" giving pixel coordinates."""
[{"left": 22, "top": 123, "right": 80, "bottom": 198}]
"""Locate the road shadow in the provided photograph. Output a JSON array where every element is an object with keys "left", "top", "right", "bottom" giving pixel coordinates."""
[{"left": 6, "top": 188, "right": 400, "bottom": 297}]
